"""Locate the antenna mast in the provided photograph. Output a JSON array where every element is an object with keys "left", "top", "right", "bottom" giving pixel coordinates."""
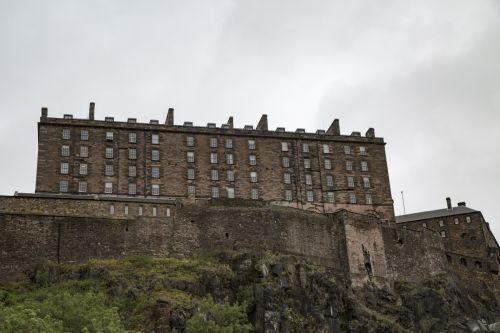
[{"left": 401, "top": 191, "right": 406, "bottom": 215}]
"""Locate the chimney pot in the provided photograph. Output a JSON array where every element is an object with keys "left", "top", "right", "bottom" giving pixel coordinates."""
[
  {"left": 41, "top": 107, "right": 48, "bottom": 119},
  {"left": 227, "top": 116, "right": 234, "bottom": 129},
  {"left": 89, "top": 102, "right": 95, "bottom": 120},
  {"left": 457, "top": 202, "right": 466, "bottom": 207},
  {"left": 446, "top": 197, "right": 452, "bottom": 210}
]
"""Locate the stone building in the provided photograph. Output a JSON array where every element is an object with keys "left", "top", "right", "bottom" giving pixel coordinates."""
[
  {"left": 35, "top": 103, "right": 394, "bottom": 220},
  {"left": 396, "top": 197, "right": 500, "bottom": 276}
]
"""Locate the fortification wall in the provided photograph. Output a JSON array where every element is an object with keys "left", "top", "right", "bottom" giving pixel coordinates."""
[
  {"left": 382, "top": 226, "right": 447, "bottom": 283},
  {"left": 0, "top": 195, "right": 450, "bottom": 288}
]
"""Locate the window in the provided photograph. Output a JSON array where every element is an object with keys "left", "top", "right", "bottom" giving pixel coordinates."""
[
  {"left": 227, "top": 188, "right": 235, "bottom": 199},
  {"left": 210, "top": 153, "right": 218, "bottom": 164},
  {"left": 225, "top": 138, "right": 233, "bottom": 148},
  {"left": 138, "top": 206, "right": 143, "bottom": 216},
  {"left": 323, "top": 144, "right": 330, "bottom": 154},
  {"left": 166, "top": 208, "right": 171, "bottom": 217},
  {"left": 361, "top": 161, "right": 368, "bottom": 172},
  {"left": 282, "top": 157, "right": 290, "bottom": 168},
  {"left": 347, "top": 176, "right": 355, "bottom": 188},
  {"left": 104, "top": 182, "right": 113, "bottom": 194},
  {"left": 129, "top": 148, "right": 137, "bottom": 160},
  {"left": 78, "top": 181, "right": 87, "bottom": 193},
  {"left": 226, "top": 153, "right": 233, "bottom": 165},
  {"left": 80, "top": 146, "right": 88, "bottom": 158},
  {"left": 363, "top": 177, "right": 371, "bottom": 188},
  {"left": 306, "top": 191, "right": 314, "bottom": 202},
  {"left": 327, "top": 192, "right": 335, "bottom": 203},
  {"left": 187, "top": 185, "right": 196, "bottom": 194},
  {"left": 187, "top": 168, "right": 195, "bottom": 180},
  {"left": 81, "top": 130, "right": 89, "bottom": 141},
  {"left": 302, "top": 143, "right": 309, "bottom": 153},
  {"left": 326, "top": 175, "right": 334, "bottom": 187},
  {"left": 283, "top": 173, "right": 291, "bottom": 184},
  {"left": 466, "top": 216, "right": 471, "bottom": 223},
  {"left": 324, "top": 159, "right": 332, "bottom": 170},
  {"left": 305, "top": 174, "right": 312, "bottom": 185},
  {"left": 211, "top": 187, "right": 220, "bottom": 198},
  {"left": 210, "top": 137, "right": 218, "bottom": 148},
  {"left": 441, "top": 231, "right": 447, "bottom": 238},
  {"left": 129, "top": 133, "right": 137, "bottom": 143},
  {"left": 281, "top": 142, "right": 288, "bottom": 152},
  {"left": 151, "top": 150, "right": 159, "bottom": 161},
  {"left": 152, "top": 184, "right": 160, "bottom": 196},
  {"left": 106, "top": 132, "right": 113, "bottom": 141},
  {"left": 62, "top": 129, "right": 71, "bottom": 140},
  {"left": 187, "top": 152, "right": 195, "bottom": 163},
  {"left": 248, "top": 140, "right": 256, "bottom": 150},
  {"left": 249, "top": 155, "right": 256, "bottom": 165},
  {"left": 349, "top": 193, "right": 357, "bottom": 204},
  {"left": 60, "top": 162, "right": 69, "bottom": 174},
  {"left": 344, "top": 145, "right": 351, "bottom": 155},
  {"left": 128, "top": 183, "right": 137, "bottom": 195},
  {"left": 304, "top": 159, "right": 311, "bottom": 169},
  {"left": 211, "top": 169, "right": 219, "bottom": 181},
  {"left": 124, "top": 206, "right": 128, "bottom": 215},
  {"left": 359, "top": 146, "right": 367, "bottom": 155},
  {"left": 152, "top": 166, "right": 160, "bottom": 178},
  {"left": 285, "top": 190, "right": 292, "bottom": 201},
  {"left": 59, "top": 181, "right": 68, "bottom": 193},
  {"left": 422, "top": 223, "right": 427, "bottom": 228},
  {"left": 250, "top": 172, "right": 258, "bottom": 183},
  {"left": 346, "top": 160, "right": 353, "bottom": 171},
  {"left": 152, "top": 134, "right": 159, "bottom": 144},
  {"left": 61, "top": 145, "right": 70, "bottom": 157},
  {"left": 152, "top": 207, "right": 157, "bottom": 216},
  {"left": 365, "top": 193, "right": 372, "bottom": 204},
  {"left": 128, "top": 165, "right": 136, "bottom": 177},
  {"left": 454, "top": 217, "right": 459, "bottom": 225},
  {"left": 79, "top": 163, "right": 88, "bottom": 175},
  {"left": 439, "top": 220, "right": 445, "bottom": 227},
  {"left": 106, "top": 147, "right": 113, "bottom": 159},
  {"left": 186, "top": 136, "right": 194, "bottom": 146},
  {"left": 227, "top": 170, "right": 234, "bottom": 182},
  {"left": 105, "top": 165, "right": 113, "bottom": 176},
  {"left": 110, "top": 205, "right": 115, "bottom": 215},
  {"left": 251, "top": 188, "right": 259, "bottom": 200}
]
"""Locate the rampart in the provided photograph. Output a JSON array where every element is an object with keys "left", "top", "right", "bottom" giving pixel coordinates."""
[{"left": 0, "top": 195, "right": 446, "bottom": 287}]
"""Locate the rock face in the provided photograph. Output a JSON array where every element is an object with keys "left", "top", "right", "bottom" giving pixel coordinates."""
[{"left": 7, "top": 251, "right": 497, "bottom": 333}]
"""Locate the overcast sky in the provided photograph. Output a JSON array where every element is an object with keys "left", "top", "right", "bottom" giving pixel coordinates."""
[{"left": 1, "top": 1, "right": 499, "bottom": 237}]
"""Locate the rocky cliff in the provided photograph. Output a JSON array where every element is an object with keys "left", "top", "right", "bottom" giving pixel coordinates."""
[{"left": 0, "top": 250, "right": 498, "bottom": 332}]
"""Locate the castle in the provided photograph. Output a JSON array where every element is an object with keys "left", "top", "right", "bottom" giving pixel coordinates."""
[{"left": 0, "top": 103, "right": 498, "bottom": 295}]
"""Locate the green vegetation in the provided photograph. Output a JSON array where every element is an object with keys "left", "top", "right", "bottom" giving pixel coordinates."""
[{"left": 0, "top": 255, "right": 240, "bottom": 333}]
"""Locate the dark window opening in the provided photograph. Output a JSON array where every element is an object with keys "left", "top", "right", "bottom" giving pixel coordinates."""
[
  {"left": 446, "top": 255, "right": 452, "bottom": 263},
  {"left": 225, "top": 232, "right": 229, "bottom": 239},
  {"left": 125, "top": 227, "right": 129, "bottom": 232},
  {"left": 460, "top": 233, "right": 467, "bottom": 239},
  {"left": 397, "top": 238, "right": 403, "bottom": 245},
  {"left": 365, "top": 262, "right": 373, "bottom": 276},
  {"left": 190, "top": 220, "right": 195, "bottom": 223},
  {"left": 474, "top": 261, "right": 482, "bottom": 269},
  {"left": 460, "top": 258, "right": 467, "bottom": 267}
]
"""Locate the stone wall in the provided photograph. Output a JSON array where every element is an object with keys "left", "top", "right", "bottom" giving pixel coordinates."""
[{"left": 0, "top": 195, "right": 451, "bottom": 288}]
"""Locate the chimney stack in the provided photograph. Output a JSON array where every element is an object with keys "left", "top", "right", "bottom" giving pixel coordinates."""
[
  {"left": 256, "top": 114, "right": 268, "bottom": 131},
  {"left": 89, "top": 102, "right": 95, "bottom": 120},
  {"left": 41, "top": 107, "right": 48, "bottom": 119},
  {"left": 227, "top": 116, "right": 234, "bottom": 129},
  {"left": 446, "top": 197, "right": 452, "bottom": 210},
  {"left": 457, "top": 202, "right": 466, "bottom": 207},
  {"left": 326, "top": 119, "right": 340, "bottom": 136},
  {"left": 165, "top": 108, "right": 174, "bottom": 126},
  {"left": 366, "top": 128, "right": 375, "bottom": 138}
]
